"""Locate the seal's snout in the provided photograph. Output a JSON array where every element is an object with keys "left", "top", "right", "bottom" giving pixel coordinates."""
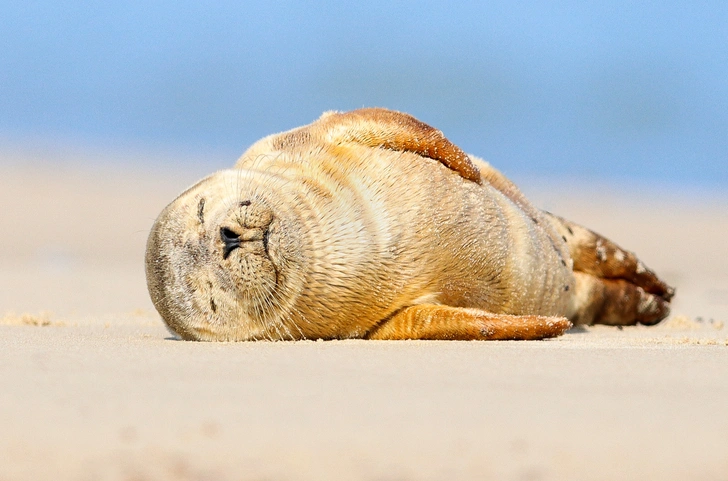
[{"left": 219, "top": 200, "right": 274, "bottom": 260}]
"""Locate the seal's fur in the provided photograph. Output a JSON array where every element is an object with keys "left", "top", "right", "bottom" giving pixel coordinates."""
[{"left": 145, "top": 108, "right": 673, "bottom": 341}]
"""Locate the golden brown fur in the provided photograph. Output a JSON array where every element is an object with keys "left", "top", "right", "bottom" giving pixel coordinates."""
[{"left": 145, "top": 108, "right": 673, "bottom": 341}]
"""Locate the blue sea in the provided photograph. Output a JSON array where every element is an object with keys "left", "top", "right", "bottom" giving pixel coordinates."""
[{"left": 2, "top": 1, "right": 726, "bottom": 189}]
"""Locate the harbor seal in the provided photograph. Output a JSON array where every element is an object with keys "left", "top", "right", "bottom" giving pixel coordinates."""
[{"left": 145, "top": 108, "right": 674, "bottom": 341}]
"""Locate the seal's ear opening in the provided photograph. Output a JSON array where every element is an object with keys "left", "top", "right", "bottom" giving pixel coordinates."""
[{"left": 275, "top": 108, "right": 482, "bottom": 184}]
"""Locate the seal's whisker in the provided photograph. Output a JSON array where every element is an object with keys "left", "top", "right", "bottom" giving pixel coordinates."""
[{"left": 253, "top": 282, "right": 279, "bottom": 339}]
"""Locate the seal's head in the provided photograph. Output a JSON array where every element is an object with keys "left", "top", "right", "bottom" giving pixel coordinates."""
[{"left": 145, "top": 169, "right": 309, "bottom": 341}]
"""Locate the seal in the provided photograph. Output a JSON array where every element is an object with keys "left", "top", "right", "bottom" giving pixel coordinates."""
[{"left": 145, "top": 108, "right": 674, "bottom": 341}]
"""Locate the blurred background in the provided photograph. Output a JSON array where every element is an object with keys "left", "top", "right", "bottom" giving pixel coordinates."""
[{"left": 1, "top": 0, "right": 727, "bottom": 189}]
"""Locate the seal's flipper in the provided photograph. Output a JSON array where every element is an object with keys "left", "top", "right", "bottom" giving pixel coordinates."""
[
  {"left": 316, "top": 108, "right": 482, "bottom": 183},
  {"left": 306, "top": 108, "right": 482, "bottom": 184},
  {"left": 543, "top": 213, "right": 674, "bottom": 325},
  {"left": 546, "top": 214, "right": 674, "bottom": 301},
  {"left": 569, "top": 272, "right": 670, "bottom": 326},
  {"left": 365, "top": 304, "right": 571, "bottom": 340},
  {"left": 248, "top": 108, "right": 481, "bottom": 182}
]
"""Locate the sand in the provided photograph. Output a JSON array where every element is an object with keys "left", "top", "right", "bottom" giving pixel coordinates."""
[{"left": 1, "top": 153, "right": 727, "bottom": 481}]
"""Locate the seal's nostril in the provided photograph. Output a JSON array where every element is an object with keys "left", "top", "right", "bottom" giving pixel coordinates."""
[
  {"left": 220, "top": 227, "right": 241, "bottom": 259},
  {"left": 220, "top": 227, "right": 240, "bottom": 243}
]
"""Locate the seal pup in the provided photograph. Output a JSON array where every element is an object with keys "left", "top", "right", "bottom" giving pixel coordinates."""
[{"left": 145, "top": 108, "right": 674, "bottom": 341}]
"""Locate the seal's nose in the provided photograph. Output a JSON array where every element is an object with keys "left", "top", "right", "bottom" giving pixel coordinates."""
[
  {"left": 219, "top": 200, "right": 273, "bottom": 260},
  {"left": 220, "top": 227, "right": 241, "bottom": 259}
]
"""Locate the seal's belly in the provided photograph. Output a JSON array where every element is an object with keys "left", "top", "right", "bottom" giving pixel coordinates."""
[{"left": 397, "top": 172, "right": 575, "bottom": 318}]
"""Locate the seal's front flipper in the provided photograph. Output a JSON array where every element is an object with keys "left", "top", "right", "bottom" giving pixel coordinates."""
[
  {"left": 268, "top": 107, "right": 483, "bottom": 184},
  {"left": 317, "top": 108, "right": 482, "bottom": 183},
  {"left": 365, "top": 305, "right": 571, "bottom": 340}
]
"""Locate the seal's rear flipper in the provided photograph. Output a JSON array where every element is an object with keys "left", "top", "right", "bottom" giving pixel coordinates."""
[
  {"left": 365, "top": 305, "right": 571, "bottom": 340},
  {"left": 544, "top": 213, "right": 675, "bottom": 325},
  {"left": 570, "top": 272, "right": 671, "bottom": 326}
]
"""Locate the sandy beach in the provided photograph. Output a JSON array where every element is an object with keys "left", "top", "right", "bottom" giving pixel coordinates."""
[{"left": 1, "top": 153, "right": 727, "bottom": 480}]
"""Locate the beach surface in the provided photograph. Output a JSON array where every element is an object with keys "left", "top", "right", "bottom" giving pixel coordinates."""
[{"left": 1, "top": 154, "right": 727, "bottom": 481}]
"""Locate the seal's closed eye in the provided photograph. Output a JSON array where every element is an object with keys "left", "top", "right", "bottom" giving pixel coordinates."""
[{"left": 197, "top": 198, "right": 206, "bottom": 224}]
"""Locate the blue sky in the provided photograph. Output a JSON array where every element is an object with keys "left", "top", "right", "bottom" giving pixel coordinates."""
[{"left": 2, "top": 1, "right": 727, "bottom": 186}]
